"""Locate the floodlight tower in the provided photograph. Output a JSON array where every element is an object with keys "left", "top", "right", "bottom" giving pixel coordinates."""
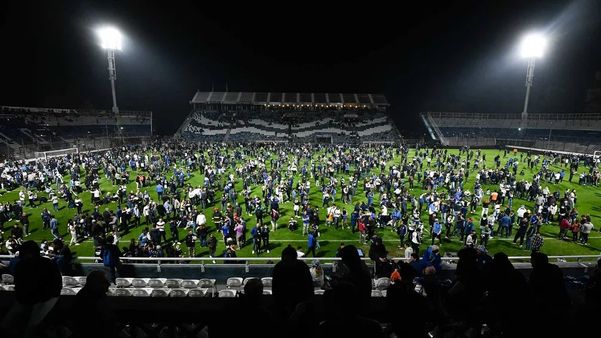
[
  {"left": 519, "top": 33, "right": 547, "bottom": 128},
  {"left": 97, "top": 27, "right": 122, "bottom": 114}
]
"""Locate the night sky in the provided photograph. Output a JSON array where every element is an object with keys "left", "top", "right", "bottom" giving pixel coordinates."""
[{"left": 1, "top": 0, "right": 600, "bottom": 136}]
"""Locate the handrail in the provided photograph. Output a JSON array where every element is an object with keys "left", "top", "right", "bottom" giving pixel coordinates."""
[{"left": 2, "top": 254, "right": 599, "bottom": 263}]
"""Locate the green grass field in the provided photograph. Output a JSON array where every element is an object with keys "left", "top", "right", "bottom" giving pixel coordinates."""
[{"left": 1, "top": 147, "right": 600, "bottom": 260}]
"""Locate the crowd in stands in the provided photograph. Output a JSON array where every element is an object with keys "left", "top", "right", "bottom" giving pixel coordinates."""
[
  {"left": 180, "top": 110, "right": 399, "bottom": 143},
  {"left": 1, "top": 239, "right": 600, "bottom": 337}
]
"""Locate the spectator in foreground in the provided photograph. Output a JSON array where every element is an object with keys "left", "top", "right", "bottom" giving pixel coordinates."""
[
  {"left": 272, "top": 245, "right": 314, "bottom": 317},
  {"left": 331, "top": 245, "right": 372, "bottom": 312},
  {"left": 318, "top": 281, "right": 385, "bottom": 338},
  {"left": 0, "top": 240, "right": 62, "bottom": 338},
  {"left": 485, "top": 252, "right": 529, "bottom": 336},
  {"left": 386, "top": 262, "right": 427, "bottom": 338},
  {"left": 233, "top": 278, "right": 275, "bottom": 338},
  {"left": 529, "top": 252, "right": 571, "bottom": 336},
  {"left": 52, "top": 239, "right": 74, "bottom": 276},
  {"left": 71, "top": 270, "right": 116, "bottom": 338}
]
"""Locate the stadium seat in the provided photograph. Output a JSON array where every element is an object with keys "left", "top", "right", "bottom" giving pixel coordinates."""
[
  {"left": 148, "top": 278, "right": 166, "bottom": 288},
  {"left": 150, "top": 288, "right": 170, "bottom": 297},
  {"left": 198, "top": 278, "right": 216, "bottom": 296},
  {"left": 188, "top": 288, "right": 208, "bottom": 297},
  {"left": 198, "top": 278, "right": 216, "bottom": 288},
  {"left": 116, "top": 278, "right": 133, "bottom": 288},
  {"left": 60, "top": 287, "right": 81, "bottom": 296},
  {"left": 262, "top": 289, "right": 272, "bottom": 295},
  {"left": 165, "top": 279, "right": 183, "bottom": 288},
  {"left": 374, "top": 277, "right": 391, "bottom": 290},
  {"left": 226, "top": 277, "right": 243, "bottom": 289},
  {"left": 314, "top": 289, "right": 325, "bottom": 295},
  {"left": 132, "top": 288, "right": 151, "bottom": 297},
  {"left": 181, "top": 279, "right": 199, "bottom": 288},
  {"left": 113, "top": 288, "right": 132, "bottom": 297},
  {"left": 169, "top": 289, "right": 189, "bottom": 297},
  {"left": 74, "top": 276, "right": 87, "bottom": 286},
  {"left": 218, "top": 289, "right": 237, "bottom": 298},
  {"left": 62, "top": 276, "right": 79, "bottom": 287},
  {"left": 2, "top": 274, "right": 14, "bottom": 285},
  {"left": 371, "top": 290, "right": 383, "bottom": 297},
  {"left": 261, "top": 277, "right": 273, "bottom": 288},
  {"left": 131, "top": 278, "right": 149, "bottom": 288},
  {"left": 1, "top": 285, "right": 15, "bottom": 292}
]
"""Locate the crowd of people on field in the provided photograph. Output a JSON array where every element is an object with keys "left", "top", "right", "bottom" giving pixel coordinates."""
[{"left": 0, "top": 141, "right": 599, "bottom": 263}]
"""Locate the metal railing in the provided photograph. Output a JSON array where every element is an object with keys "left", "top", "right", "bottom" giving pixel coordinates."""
[
  {"left": 2, "top": 253, "right": 598, "bottom": 268},
  {"left": 1, "top": 254, "right": 597, "bottom": 275}
]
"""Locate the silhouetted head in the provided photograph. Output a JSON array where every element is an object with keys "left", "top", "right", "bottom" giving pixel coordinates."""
[
  {"left": 19, "top": 240, "right": 40, "bottom": 259},
  {"left": 281, "top": 245, "right": 297, "bottom": 261},
  {"left": 83, "top": 270, "right": 110, "bottom": 296},
  {"left": 242, "top": 278, "right": 263, "bottom": 305},
  {"left": 52, "top": 238, "right": 64, "bottom": 250},
  {"left": 398, "top": 261, "right": 417, "bottom": 282},
  {"left": 530, "top": 252, "right": 549, "bottom": 268},
  {"left": 340, "top": 244, "right": 361, "bottom": 268},
  {"left": 493, "top": 252, "right": 513, "bottom": 272}
]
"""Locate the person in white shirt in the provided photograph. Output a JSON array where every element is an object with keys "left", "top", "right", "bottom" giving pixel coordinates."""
[
  {"left": 580, "top": 220, "right": 594, "bottom": 245},
  {"left": 196, "top": 212, "right": 207, "bottom": 228},
  {"left": 92, "top": 188, "right": 101, "bottom": 204},
  {"left": 69, "top": 221, "right": 78, "bottom": 246},
  {"left": 517, "top": 205, "right": 527, "bottom": 218},
  {"left": 404, "top": 246, "right": 414, "bottom": 260},
  {"left": 156, "top": 218, "right": 167, "bottom": 242},
  {"left": 465, "top": 231, "right": 476, "bottom": 248}
]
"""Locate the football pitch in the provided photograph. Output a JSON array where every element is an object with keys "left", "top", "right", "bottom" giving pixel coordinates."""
[{"left": 1, "top": 147, "right": 600, "bottom": 260}]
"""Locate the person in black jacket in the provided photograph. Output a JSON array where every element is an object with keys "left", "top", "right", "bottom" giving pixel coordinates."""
[
  {"left": 71, "top": 270, "right": 116, "bottom": 338},
  {"left": 0, "top": 240, "right": 62, "bottom": 337},
  {"left": 52, "top": 239, "right": 74, "bottom": 276},
  {"left": 331, "top": 245, "right": 372, "bottom": 313},
  {"left": 272, "top": 245, "right": 314, "bottom": 316}
]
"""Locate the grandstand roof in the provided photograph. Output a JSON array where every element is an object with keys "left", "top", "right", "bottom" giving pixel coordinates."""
[{"left": 190, "top": 91, "right": 389, "bottom": 107}]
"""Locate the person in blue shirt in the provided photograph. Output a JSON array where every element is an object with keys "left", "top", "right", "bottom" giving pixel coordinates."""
[
  {"left": 307, "top": 231, "right": 317, "bottom": 257},
  {"left": 50, "top": 216, "right": 59, "bottom": 240},
  {"left": 422, "top": 245, "right": 442, "bottom": 272},
  {"left": 138, "top": 228, "right": 149, "bottom": 247},
  {"left": 156, "top": 183, "right": 164, "bottom": 201},
  {"left": 391, "top": 208, "right": 402, "bottom": 227},
  {"left": 530, "top": 214, "right": 540, "bottom": 230},
  {"left": 498, "top": 214, "right": 512, "bottom": 238},
  {"left": 431, "top": 219, "right": 442, "bottom": 245}
]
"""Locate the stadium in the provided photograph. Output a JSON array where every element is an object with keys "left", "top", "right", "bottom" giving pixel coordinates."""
[{"left": 1, "top": 2, "right": 601, "bottom": 338}]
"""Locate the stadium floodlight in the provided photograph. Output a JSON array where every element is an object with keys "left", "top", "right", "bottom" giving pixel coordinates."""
[
  {"left": 519, "top": 33, "right": 547, "bottom": 59},
  {"left": 96, "top": 26, "right": 122, "bottom": 115},
  {"left": 519, "top": 32, "right": 548, "bottom": 128}
]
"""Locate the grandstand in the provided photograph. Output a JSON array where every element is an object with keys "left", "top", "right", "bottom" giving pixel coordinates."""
[
  {"left": 0, "top": 106, "right": 153, "bottom": 158},
  {"left": 421, "top": 111, "right": 601, "bottom": 153},
  {"left": 176, "top": 91, "right": 402, "bottom": 143}
]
